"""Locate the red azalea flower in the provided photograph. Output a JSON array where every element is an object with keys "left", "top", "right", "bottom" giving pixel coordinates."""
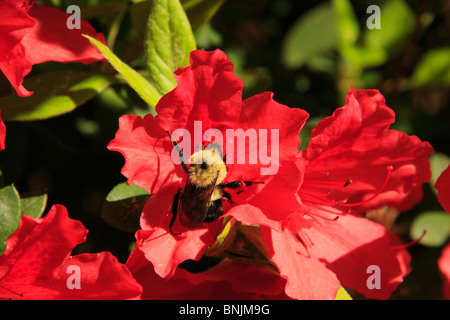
[
  {"left": 108, "top": 49, "right": 308, "bottom": 278},
  {"left": 274, "top": 88, "right": 432, "bottom": 299},
  {"left": 300, "top": 88, "right": 433, "bottom": 216},
  {"left": 0, "top": 110, "right": 5, "bottom": 150},
  {"left": 0, "top": 0, "right": 106, "bottom": 97},
  {"left": 0, "top": 205, "right": 142, "bottom": 299}
]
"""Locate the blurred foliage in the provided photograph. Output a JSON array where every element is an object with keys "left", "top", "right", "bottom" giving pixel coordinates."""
[{"left": 1, "top": 0, "right": 450, "bottom": 299}]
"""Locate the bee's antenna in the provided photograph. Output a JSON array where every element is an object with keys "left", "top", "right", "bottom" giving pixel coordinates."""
[
  {"left": 166, "top": 130, "right": 175, "bottom": 143},
  {"left": 167, "top": 130, "right": 188, "bottom": 173}
]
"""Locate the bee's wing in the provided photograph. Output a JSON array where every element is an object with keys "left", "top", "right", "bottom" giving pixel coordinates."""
[{"left": 179, "top": 174, "right": 219, "bottom": 228}]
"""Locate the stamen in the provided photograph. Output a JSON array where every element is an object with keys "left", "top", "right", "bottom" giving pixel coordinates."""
[
  {"left": 305, "top": 205, "right": 342, "bottom": 220},
  {"left": 391, "top": 230, "right": 427, "bottom": 251},
  {"left": 338, "top": 166, "right": 393, "bottom": 208},
  {"left": 302, "top": 179, "right": 348, "bottom": 189},
  {"left": 300, "top": 166, "right": 394, "bottom": 226},
  {"left": 323, "top": 214, "right": 339, "bottom": 221},
  {"left": 302, "top": 192, "right": 338, "bottom": 207},
  {"left": 0, "top": 284, "right": 24, "bottom": 298},
  {"left": 295, "top": 233, "right": 313, "bottom": 256},
  {"left": 300, "top": 232, "right": 314, "bottom": 247}
]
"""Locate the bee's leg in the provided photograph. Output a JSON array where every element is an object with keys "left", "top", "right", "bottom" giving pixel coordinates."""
[
  {"left": 222, "top": 190, "right": 232, "bottom": 203},
  {"left": 222, "top": 181, "right": 264, "bottom": 189},
  {"left": 169, "top": 189, "right": 182, "bottom": 235},
  {"left": 222, "top": 180, "right": 264, "bottom": 195}
]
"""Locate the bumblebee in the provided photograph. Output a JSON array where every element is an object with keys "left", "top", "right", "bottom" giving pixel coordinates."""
[{"left": 167, "top": 131, "right": 262, "bottom": 235}]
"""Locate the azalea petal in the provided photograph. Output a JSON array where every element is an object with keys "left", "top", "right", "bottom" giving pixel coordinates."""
[
  {"left": 107, "top": 114, "right": 183, "bottom": 194},
  {"left": 139, "top": 190, "right": 181, "bottom": 231},
  {"left": 0, "top": 2, "right": 105, "bottom": 97},
  {"left": 127, "top": 249, "right": 280, "bottom": 299},
  {"left": 261, "top": 226, "right": 340, "bottom": 299},
  {"left": 226, "top": 160, "right": 304, "bottom": 231},
  {"left": 389, "top": 232, "right": 412, "bottom": 280},
  {"left": 303, "top": 214, "right": 408, "bottom": 299},
  {"left": 301, "top": 89, "right": 434, "bottom": 213},
  {"left": 435, "top": 164, "right": 450, "bottom": 213},
  {"left": 137, "top": 194, "right": 220, "bottom": 278},
  {"left": 228, "top": 91, "right": 309, "bottom": 179},
  {"left": 185, "top": 259, "right": 288, "bottom": 298},
  {"left": 156, "top": 49, "right": 244, "bottom": 136},
  {"left": 0, "top": 0, "right": 34, "bottom": 97},
  {"left": 127, "top": 249, "right": 217, "bottom": 299},
  {"left": 305, "top": 89, "right": 395, "bottom": 160},
  {"left": 134, "top": 228, "right": 214, "bottom": 279},
  {"left": 0, "top": 205, "right": 86, "bottom": 280},
  {"left": 53, "top": 252, "right": 142, "bottom": 300},
  {"left": 0, "top": 205, "right": 142, "bottom": 300},
  {"left": 22, "top": 4, "right": 106, "bottom": 65}
]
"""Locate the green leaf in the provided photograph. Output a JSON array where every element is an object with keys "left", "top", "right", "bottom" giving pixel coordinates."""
[
  {"left": 339, "top": 45, "right": 387, "bottom": 68},
  {"left": 194, "top": 23, "right": 223, "bottom": 49},
  {"left": 101, "top": 182, "right": 151, "bottom": 233},
  {"left": 331, "top": 0, "right": 387, "bottom": 69},
  {"left": 281, "top": 2, "right": 337, "bottom": 69},
  {"left": 146, "top": 0, "right": 197, "bottom": 96},
  {"left": 409, "top": 47, "right": 450, "bottom": 88},
  {"left": 182, "top": 0, "right": 226, "bottom": 32},
  {"left": 363, "top": 0, "right": 415, "bottom": 54},
  {"left": 83, "top": 34, "right": 161, "bottom": 108},
  {"left": 106, "top": 182, "right": 149, "bottom": 201},
  {"left": 0, "top": 185, "right": 21, "bottom": 254},
  {"left": 335, "top": 286, "right": 352, "bottom": 300},
  {"left": 0, "top": 70, "right": 114, "bottom": 121},
  {"left": 337, "top": 0, "right": 414, "bottom": 69},
  {"left": 332, "top": 0, "right": 360, "bottom": 47},
  {"left": 410, "top": 211, "right": 450, "bottom": 247},
  {"left": 20, "top": 191, "right": 48, "bottom": 219}
]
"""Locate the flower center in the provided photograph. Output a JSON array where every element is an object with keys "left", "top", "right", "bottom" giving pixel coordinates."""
[
  {"left": 293, "top": 166, "right": 395, "bottom": 252},
  {"left": 300, "top": 165, "right": 394, "bottom": 218}
]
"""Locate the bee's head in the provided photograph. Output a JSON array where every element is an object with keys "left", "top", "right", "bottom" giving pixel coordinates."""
[{"left": 188, "top": 146, "right": 227, "bottom": 187}]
